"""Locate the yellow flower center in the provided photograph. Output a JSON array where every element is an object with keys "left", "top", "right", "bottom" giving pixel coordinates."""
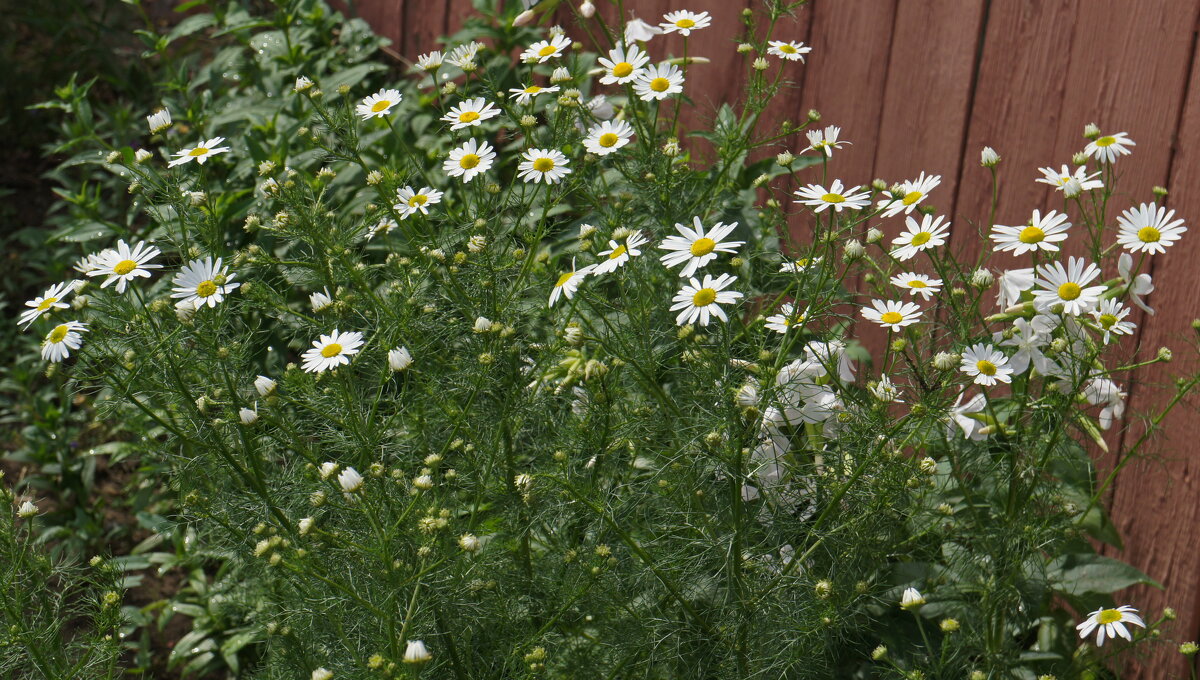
[
  {"left": 524, "top": 86, "right": 541, "bottom": 94},
  {"left": 690, "top": 237, "right": 716, "bottom": 256},
  {"left": 195, "top": 280, "right": 217, "bottom": 298},
  {"left": 821, "top": 193, "right": 845, "bottom": 203},
  {"left": 675, "top": 18, "right": 695, "bottom": 28},
  {"left": 538, "top": 45, "right": 557, "bottom": 57},
  {"left": 320, "top": 343, "right": 343, "bottom": 358},
  {"left": 113, "top": 259, "right": 138, "bottom": 276},
  {"left": 1018, "top": 226, "right": 1045, "bottom": 244},
  {"left": 598, "top": 133, "right": 620, "bottom": 148},
  {"left": 459, "top": 154, "right": 481, "bottom": 169},
  {"left": 1138, "top": 226, "right": 1161, "bottom": 243},
  {"left": 556, "top": 271, "right": 574, "bottom": 287},
  {"left": 901, "top": 191, "right": 923, "bottom": 206},
  {"left": 880, "top": 311, "right": 903, "bottom": 325},
  {"left": 187, "top": 147, "right": 209, "bottom": 157},
  {"left": 612, "top": 62, "right": 634, "bottom": 77},
  {"left": 1097, "top": 609, "right": 1124, "bottom": 624},
  {"left": 48, "top": 325, "right": 69, "bottom": 343},
  {"left": 975, "top": 360, "right": 997, "bottom": 376},
  {"left": 1095, "top": 136, "right": 1116, "bottom": 148},
  {"left": 910, "top": 231, "right": 932, "bottom": 246},
  {"left": 408, "top": 195, "right": 428, "bottom": 207},
  {"left": 608, "top": 244, "right": 628, "bottom": 260},
  {"left": 1057, "top": 282, "right": 1082, "bottom": 301},
  {"left": 458, "top": 110, "right": 480, "bottom": 123},
  {"left": 795, "top": 258, "right": 810, "bottom": 267},
  {"left": 779, "top": 44, "right": 797, "bottom": 54},
  {"left": 37, "top": 297, "right": 58, "bottom": 311},
  {"left": 907, "top": 280, "right": 928, "bottom": 289},
  {"left": 692, "top": 288, "right": 717, "bottom": 306},
  {"left": 649, "top": 77, "right": 671, "bottom": 92},
  {"left": 533, "top": 157, "right": 555, "bottom": 172},
  {"left": 1099, "top": 313, "right": 1118, "bottom": 328},
  {"left": 370, "top": 100, "right": 391, "bottom": 113}
]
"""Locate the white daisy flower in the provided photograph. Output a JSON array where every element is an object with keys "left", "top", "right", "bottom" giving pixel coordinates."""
[
  {"left": 167, "top": 137, "right": 231, "bottom": 167},
  {"left": 960, "top": 343, "right": 1013, "bottom": 386},
  {"left": 861, "top": 299, "right": 922, "bottom": 330},
  {"left": 356, "top": 88, "right": 403, "bottom": 119},
  {"left": 802, "top": 125, "right": 848, "bottom": 157},
  {"left": 658, "top": 217, "right": 745, "bottom": 277},
  {"left": 767, "top": 40, "right": 812, "bottom": 61},
  {"left": 1084, "top": 131, "right": 1135, "bottom": 163},
  {"left": 990, "top": 209, "right": 1072, "bottom": 255},
  {"left": 877, "top": 172, "right": 940, "bottom": 217},
  {"left": 869, "top": 374, "right": 903, "bottom": 403},
  {"left": 670, "top": 273, "right": 743, "bottom": 326},
  {"left": 171, "top": 257, "right": 240, "bottom": 309},
  {"left": 416, "top": 51, "right": 444, "bottom": 71},
  {"left": 147, "top": 108, "right": 171, "bottom": 134},
  {"left": 780, "top": 256, "right": 822, "bottom": 273},
  {"left": 388, "top": 346, "right": 413, "bottom": 371},
  {"left": 891, "top": 214, "right": 950, "bottom": 261},
  {"left": 583, "top": 120, "right": 634, "bottom": 156},
  {"left": 1076, "top": 605, "right": 1144, "bottom": 646},
  {"left": 804, "top": 340, "right": 856, "bottom": 383},
  {"left": 74, "top": 250, "right": 111, "bottom": 275},
  {"left": 660, "top": 10, "right": 711, "bottom": 36},
  {"left": 87, "top": 239, "right": 162, "bottom": 293},
  {"left": 996, "top": 317, "right": 1053, "bottom": 375},
  {"left": 949, "top": 392, "right": 988, "bottom": 441},
  {"left": 1115, "top": 202, "right": 1187, "bottom": 255},
  {"left": 338, "top": 466, "right": 364, "bottom": 493},
  {"left": 1090, "top": 298, "right": 1136, "bottom": 344},
  {"left": 598, "top": 43, "right": 650, "bottom": 84},
  {"left": 1032, "top": 256, "right": 1106, "bottom": 316},
  {"left": 441, "top": 97, "right": 500, "bottom": 130},
  {"left": 594, "top": 232, "right": 649, "bottom": 275},
  {"left": 310, "top": 288, "right": 333, "bottom": 312},
  {"left": 403, "top": 640, "right": 432, "bottom": 664},
  {"left": 1118, "top": 252, "right": 1155, "bottom": 315},
  {"left": 521, "top": 34, "right": 571, "bottom": 63},
  {"left": 293, "top": 76, "right": 314, "bottom": 92},
  {"left": 41, "top": 321, "right": 87, "bottom": 362},
  {"left": 508, "top": 83, "right": 560, "bottom": 105},
  {"left": 443, "top": 138, "right": 496, "bottom": 183},
  {"left": 624, "top": 17, "right": 663, "bottom": 43},
  {"left": 369, "top": 218, "right": 398, "bottom": 239},
  {"left": 1036, "top": 165, "right": 1103, "bottom": 193},
  {"left": 1084, "top": 377, "right": 1127, "bottom": 430},
  {"left": 394, "top": 186, "right": 444, "bottom": 219},
  {"left": 890, "top": 272, "right": 943, "bottom": 301},
  {"left": 794, "top": 180, "right": 870, "bottom": 213},
  {"left": 19, "top": 280, "right": 78, "bottom": 328},
  {"left": 549, "top": 258, "right": 596, "bottom": 307},
  {"left": 633, "top": 63, "right": 684, "bottom": 101},
  {"left": 764, "top": 303, "right": 807, "bottom": 334},
  {"left": 997, "top": 267, "right": 1036, "bottom": 308},
  {"left": 517, "top": 148, "right": 572, "bottom": 184},
  {"left": 900, "top": 587, "right": 925, "bottom": 610},
  {"left": 446, "top": 42, "right": 483, "bottom": 68},
  {"left": 254, "top": 375, "right": 276, "bottom": 396},
  {"left": 301, "top": 329, "right": 365, "bottom": 373}
]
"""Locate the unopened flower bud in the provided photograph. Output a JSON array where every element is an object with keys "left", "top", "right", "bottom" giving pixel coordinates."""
[
  {"left": 776, "top": 151, "right": 794, "bottom": 166},
  {"left": 842, "top": 240, "right": 864, "bottom": 260},
  {"left": 1072, "top": 151, "right": 1089, "bottom": 166},
  {"left": 866, "top": 227, "right": 883, "bottom": 244},
  {"left": 752, "top": 58, "right": 769, "bottom": 71},
  {"left": 737, "top": 43, "right": 754, "bottom": 54},
  {"left": 980, "top": 146, "right": 1000, "bottom": 167},
  {"left": 970, "top": 268, "right": 994, "bottom": 289},
  {"left": 1083, "top": 122, "right": 1101, "bottom": 139}
]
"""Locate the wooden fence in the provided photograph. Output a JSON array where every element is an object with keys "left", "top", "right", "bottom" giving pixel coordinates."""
[{"left": 353, "top": 1, "right": 1200, "bottom": 675}]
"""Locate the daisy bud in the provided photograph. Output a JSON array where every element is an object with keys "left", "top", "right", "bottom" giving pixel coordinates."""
[
  {"left": 17, "top": 500, "right": 38, "bottom": 518},
  {"left": 866, "top": 227, "right": 884, "bottom": 244},
  {"left": 871, "top": 645, "right": 887, "bottom": 660},
  {"left": 579, "top": 1, "right": 595, "bottom": 18},
  {"left": 970, "top": 672, "right": 986, "bottom": 680},
  {"left": 842, "top": 240, "right": 864, "bottom": 260},
  {"left": 814, "top": 579, "right": 833, "bottom": 599},
  {"left": 413, "top": 475, "right": 433, "bottom": 490},
  {"left": 1164, "top": 607, "right": 1178, "bottom": 620},
  {"left": 317, "top": 167, "right": 336, "bottom": 182},
  {"left": 514, "top": 473, "right": 533, "bottom": 494},
  {"left": 336, "top": 84, "right": 351, "bottom": 96},
  {"left": 936, "top": 502, "right": 953, "bottom": 515},
  {"left": 1158, "top": 347, "right": 1173, "bottom": 362},
  {"left": 134, "top": 148, "right": 153, "bottom": 164},
  {"left": 1180, "top": 642, "right": 1199, "bottom": 655},
  {"left": 548, "top": 24, "right": 565, "bottom": 37},
  {"left": 807, "top": 109, "right": 821, "bottom": 122},
  {"left": 752, "top": 57, "right": 769, "bottom": 70},
  {"left": 970, "top": 268, "right": 994, "bottom": 289},
  {"left": 294, "top": 76, "right": 314, "bottom": 92},
  {"left": 775, "top": 151, "right": 794, "bottom": 166},
  {"left": 940, "top": 618, "right": 960, "bottom": 633},
  {"left": 1071, "top": 151, "right": 1089, "bottom": 166},
  {"left": 310, "top": 289, "right": 332, "bottom": 312},
  {"left": 298, "top": 517, "right": 315, "bottom": 535},
  {"left": 311, "top": 669, "right": 333, "bottom": 680},
  {"left": 467, "top": 235, "right": 487, "bottom": 253},
  {"left": 441, "top": 81, "right": 457, "bottom": 96},
  {"left": 239, "top": 406, "right": 259, "bottom": 425},
  {"left": 403, "top": 640, "right": 432, "bottom": 664},
  {"left": 338, "top": 467, "right": 364, "bottom": 493},
  {"left": 310, "top": 490, "right": 326, "bottom": 506},
  {"left": 737, "top": 42, "right": 754, "bottom": 54},
  {"left": 389, "top": 346, "right": 413, "bottom": 371},
  {"left": 512, "top": 8, "right": 535, "bottom": 26},
  {"left": 364, "top": 169, "right": 383, "bottom": 186},
  {"left": 473, "top": 316, "right": 492, "bottom": 333},
  {"left": 147, "top": 108, "right": 171, "bottom": 134},
  {"left": 900, "top": 587, "right": 925, "bottom": 610},
  {"left": 918, "top": 457, "right": 938, "bottom": 475},
  {"left": 980, "top": 146, "right": 1000, "bottom": 167},
  {"left": 563, "top": 324, "right": 584, "bottom": 346},
  {"left": 1153, "top": 185, "right": 1169, "bottom": 197},
  {"left": 551, "top": 67, "right": 572, "bottom": 84},
  {"left": 458, "top": 533, "right": 480, "bottom": 552},
  {"left": 662, "top": 139, "right": 680, "bottom": 156},
  {"left": 1083, "top": 122, "right": 1101, "bottom": 139},
  {"left": 254, "top": 375, "right": 276, "bottom": 396},
  {"left": 319, "top": 462, "right": 339, "bottom": 480},
  {"left": 933, "top": 352, "right": 957, "bottom": 370}
]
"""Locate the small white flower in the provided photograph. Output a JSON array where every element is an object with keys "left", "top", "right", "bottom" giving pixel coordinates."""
[
  {"left": 413, "top": 474, "right": 434, "bottom": 490},
  {"left": 549, "top": 258, "right": 596, "bottom": 308},
  {"left": 444, "top": 138, "right": 496, "bottom": 183},
  {"left": 960, "top": 343, "right": 1013, "bottom": 386},
  {"left": 17, "top": 500, "right": 39, "bottom": 518},
  {"left": 368, "top": 218, "right": 398, "bottom": 240},
  {"left": 301, "top": 330, "right": 365, "bottom": 374},
  {"left": 298, "top": 517, "right": 315, "bottom": 535},
  {"left": 1084, "top": 378, "right": 1127, "bottom": 430},
  {"left": 254, "top": 375, "right": 276, "bottom": 396},
  {"left": 996, "top": 317, "right": 1053, "bottom": 375},
  {"left": 310, "top": 288, "right": 333, "bottom": 312},
  {"left": 338, "top": 466, "right": 364, "bottom": 493},
  {"left": 584, "top": 119, "right": 634, "bottom": 156},
  {"left": 804, "top": 340, "right": 856, "bottom": 383},
  {"left": 949, "top": 392, "right": 988, "bottom": 441},
  {"left": 658, "top": 217, "right": 744, "bottom": 278},
  {"left": 518, "top": 148, "right": 572, "bottom": 184},
  {"left": 764, "top": 302, "right": 807, "bottom": 334},
  {"left": 869, "top": 375, "right": 903, "bottom": 403},
  {"left": 416, "top": 51, "right": 444, "bottom": 71},
  {"left": 767, "top": 40, "right": 812, "bottom": 61},
  {"left": 877, "top": 172, "right": 940, "bottom": 217},
  {"left": 996, "top": 268, "right": 1035, "bottom": 309},
  {"left": 357, "top": 88, "right": 403, "bottom": 119},
  {"left": 660, "top": 10, "right": 711, "bottom": 36},
  {"left": 311, "top": 669, "right": 333, "bottom": 680},
  {"left": 508, "top": 83, "right": 560, "bottom": 105},
  {"left": 633, "top": 63, "right": 684, "bottom": 101},
  {"left": 394, "top": 186, "right": 444, "bottom": 219},
  {"left": 1076, "top": 605, "right": 1145, "bottom": 646},
  {"left": 1118, "top": 252, "right": 1155, "bottom": 315},
  {"left": 900, "top": 587, "right": 925, "bottom": 610},
  {"left": 890, "top": 273, "right": 943, "bottom": 301},
  {"left": 598, "top": 43, "right": 650, "bottom": 84},
  {"left": 780, "top": 256, "right": 822, "bottom": 273},
  {"left": 1084, "top": 131, "right": 1135, "bottom": 163},
  {"left": 794, "top": 180, "right": 871, "bottom": 212},
  {"left": 624, "top": 17, "right": 663, "bottom": 43},
  {"left": 168, "top": 137, "right": 231, "bottom": 167},
  {"left": 473, "top": 316, "right": 492, "bottom": 333},
  {"left": 319, "top": 461, "right": 339, "bottom": 479},
  {"left": 171, "top": 256, "right": 240, "bottom": 309},
  {"left": 594, "top": 232, "right": 648, "bottom": 275},
  {"left": 670, "top": 274, "right": 743, "bottom": 326},
  {"left": 19, "top": 280, "right": 78, "bottom": 329},
  {"left": 980, "top": 146, "right": 1000, "bottom": 166},
  {"left": 801, "top": 125, "right": 847, "bottom": 157},
  {"left": 861, "top": 299, "right": 923, "bottom": 330},
  {"left": 239, "top": 405, "right": 259, "bottom": 425},
  {"left": 1115, "top": 202, "right": 1187, "bottom": 255},
  {"left": 293, "top": 76, "right": 314, "bottom": 92},
  {"left": 447, "top": 42, "right": 484, "bottom": 68},
  {"left": 134, "top": 148, "right": 153, "bottom": 163},
  {"left": 991, "top": 209, "right": 1071, "bottom": 255},
  {"left": 147, "top": 108, "right": 171, "bottom": 134},
  {"left": 579, "top": 1, "right": 596, "bottom": 18},
  {"left": 891, "top": 214, "right": 950, "bottom": 261},
  {"left": 1032, "top": 256, "right": 1105, "bottom": 316},
  {"left": 458, "top": 533, "right": 481, "bottom": 552},
  {"left": 87, "top": 240, "right": 162, "bottom": 293},
  {"left": 521, "top": 34, "right": 571, "bottom": 63},
  {"left": 1036, "top": 164, "right": 1103, "bottom": 193},
  {"left": 1090, "top": 298, "right": 1136, "bottom": 344},
  {"left": 389, "top": 346, "right": 413, "bottom": 371},
  {"left": 441, "top": 97, "right": 500, "bottom": 130},
  {"left": 41, "top": 321, "right": 87, "bottom": 362},
  {"left": 403, "top": 640, "right": 432, "bottom": 664}
]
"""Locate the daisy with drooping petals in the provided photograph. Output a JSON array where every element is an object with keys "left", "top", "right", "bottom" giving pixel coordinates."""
[
  {"left": 416, "top": 51, "right": 444, "bottom": 71},
  {"left": 1036, "top": 165, "right": 1103, "bottom": 193},
  {"left": 670, "top": 273, "right": 743, "bottom": 326},
  {"left": 997, "top": 268, "right": 1035, "bottom": 308},
  {"left": 521, "top": 34, "right": 571, "bottom": 63},
  {"left": 633, "top": 63, "right": 684, "bottom": 101},
  {"left": 1118, "top": 252, "right": 1155, "bottom": 315},
  {"left": 802, "top": 126, "right": 848, "bottom": 157},
  {"left": 949, "top": 392, "right": 989, "bottom": 441},
  {"left": 394, "top": 186, "right": 444, "bottom": 219},
  {"left": 960, "top": 343, "right": 1013, "bottom": 386},
  {"left": 147, "top": 108, "right": 171, "bottom": 134},
  {"left": 441, "top": 97, "right": 500, "bottom": 131},
  {"left": 996, "top": 317, "right": 1053, "bottom": 375},
  {"left": 41, "top": 321, "right": 87, "bottom": 362},
  {"left": 660, "top": 10, "right": 711, "bottom": 36},
  {"left": 625, "top": 17, "right": 663, "bottom": 43},
  {"left": 891, "top": 214, "right": 950, "bottom": 261},
  {"left": 780, "top": 256, "right": 821, "bottom": 273},
  {"left": 794, "top": 180, "right": 870, "bottom": 213},
  {"left": 369, "top": 218, "right": 397, "bottom": 239},
  {"left": 877, "top": 172, "right": 940, "bottom": 217},
  {"left": 508, "top": 84, "right": 560, "bottom": 105},
  {"left": 1090, "top": 298, "right": 1136, "bottom": 344},
  {"left": 171, "top": 257, "right": 239, "bottom": 309},
  {"left": 890, "top": 273, "right": 943, "bottom": 301},
  {"left": 548, "top": 259, "right": 596, "bottom": 308},
  {"left": 517, "top": 148, "right": 572, "bottom": 184},
  {"left": 764, "top": 303, "right": 807, "bottom": 334},
  {"left": 356, "top": 89, "right": 403, "bottom": 119},
  {"left": 869, "top": 374, "right": 903, "bottom": 403},
  {"left": 594, "top": 232, "right": 649, "bottom": 275},
  {"left": 767, "top": 40, "right": 811, "bottom": 61},
  {"left": 1076, "top": 605, "right": 1145, "bottom": 646},
  {"left": 861, "top": 299, "right": 923, "bottom": 330},
  {"left": 990, "top": 209, "right": 1072, "bottom": 255},
  {"left": 583, "top": 120, "right": 634, "bottom": 156},
  {"left": 168, "top": 137, "right": 231, "bottom": 167},
  {"left": 443, "top": 139, "right": 496, "bottom": 183},
  {"left": 19, "top": 280, "right": 78, "bottom": 328},
  {"left": 87, "top": 240, "right": 162, "bottom": 293},
  {"left": 659, "top": 217, "right": 745, "bottom": 278},
  {"left": 1085, "top": 377, "right": 1127, "bottom": 430},
  {"left": 301, "top": 330, "right": 365, "bottom": 374},
  {"left": 1032, "top": 256, "right": 1105, "bottom": 316},
  {"left": 1084, "top": 131, "right": 1135, "bottom": 163},
  {"left": 1115, "top": 202, "right": 1187, "bottom": 255},
  {"left": 599, "top": 43, "right": 650, "bottom": 84}
]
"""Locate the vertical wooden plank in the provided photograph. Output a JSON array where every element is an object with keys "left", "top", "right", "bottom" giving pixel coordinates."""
[
  {"left": 403, "top": 0, "right": 451, "bottom": 56},
  {"left": 352, "top": 0, "right": 405, "bottom": 52}
]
